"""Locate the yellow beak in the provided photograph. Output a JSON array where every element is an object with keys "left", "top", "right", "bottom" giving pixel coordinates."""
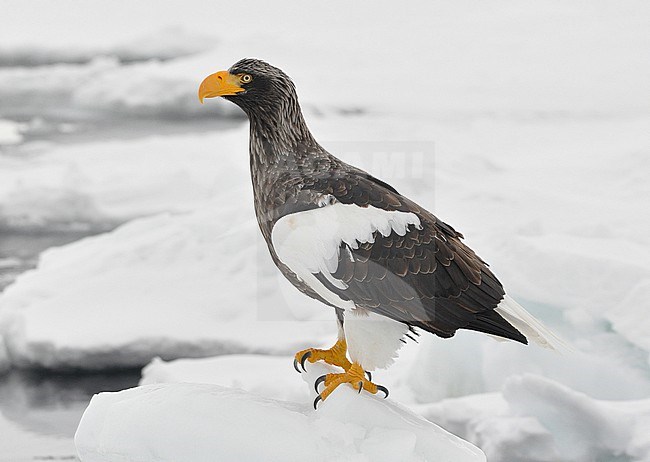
[{"left": 198, "top": 71, "right": 245, "bottom": 103}]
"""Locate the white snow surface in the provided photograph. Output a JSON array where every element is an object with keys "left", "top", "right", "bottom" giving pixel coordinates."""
[
  {"left": 607, "top": 279, "right": 650, "bottom": 364},
  {"left": 140, "top": 355, "right": 650, "bottom": 462},
  {"left": 76, "top": 368, "right": 486, "bottom": 462},
  {"left": 0, "top": 202, "right": 336, "bottom": 368},
  {"left": 140, "top": 355, "right": 308, "bottom": 402},
  {"left": 0, "top": 119, "right": 23, "bottom": 145},
  {"left": 419, "top": 374, "right": 650, "bottom": 462},
  {"left": 0, "top": 128, "right": 249, "bottom": 228}
]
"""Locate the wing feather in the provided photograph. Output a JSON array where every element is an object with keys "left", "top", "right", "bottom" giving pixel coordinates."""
[{"left": 272, "top": 171, "right": 527, "bottom": 343}]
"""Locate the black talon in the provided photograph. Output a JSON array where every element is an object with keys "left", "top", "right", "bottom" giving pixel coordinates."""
[
  {"left": 313, "top": 394, "right": 323, "bottom": 410},
  {"left": 365, "top": 371, "right": 372, "bottom": 381},
  {"left": 300, "top": 351, "right": 311, "bottom": 372},
  {"left": 293, "top": 358, "right": 301, "bottom": 373},
  {"left": 376, "top": 385, "right": 389, "bottom": 399},
  {"left": 315, "top": 375, "right": 327, "bottom": 393},
  {"left": 358, "top": 381, "right": 363, "bottom": 393}
]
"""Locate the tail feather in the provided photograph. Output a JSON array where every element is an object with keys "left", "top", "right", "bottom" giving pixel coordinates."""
[
  {"left": 465, "top": 309, "right": 528, "bottom": 345},
  {"left": 494, "top": 295, "right": 569, "bottom": 351}
]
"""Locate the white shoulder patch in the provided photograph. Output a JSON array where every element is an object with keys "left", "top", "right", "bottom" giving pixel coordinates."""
[{"left": 271, "top": 202, "right": 421, "bottom": 309}]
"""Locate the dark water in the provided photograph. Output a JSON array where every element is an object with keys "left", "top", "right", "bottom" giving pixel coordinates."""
[
  {"left": 0, "top": 113, "right": 243, "bottom": 159},
  {"left": 0, "top": 369, "right": 141, "bottom": 461},
  {"left": 0, "top": 368, "right": 141, "bottom": 435}
]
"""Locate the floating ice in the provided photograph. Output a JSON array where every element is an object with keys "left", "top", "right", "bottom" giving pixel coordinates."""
[
  {"left": 0, "top": 119, "right": 23, "bottom": 145},
  {"left": 419, "top": 374, "right": 650, "bottom": 462},
  {"left": 75, "top": 376, "right": 486, "bottom": 462},
  {"left": 0, "top": 204, "right": 333, "bottom": 369}
]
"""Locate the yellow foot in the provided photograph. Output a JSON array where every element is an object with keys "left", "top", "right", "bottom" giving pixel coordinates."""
[
  {"left": 313, "top": 363, "right": 389, "bottom": 409},
  {"left": 294, "top": 339, "right": 352, "bottom": 373}
]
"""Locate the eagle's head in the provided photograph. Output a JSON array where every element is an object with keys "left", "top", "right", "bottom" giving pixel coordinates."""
[{"left": 198, "top": 58, "right": 298, "bottom": 116}]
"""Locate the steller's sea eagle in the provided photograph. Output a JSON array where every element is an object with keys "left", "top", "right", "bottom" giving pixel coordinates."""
[{"left": 199, "top": 58, "right": 562, "bottom": 408}]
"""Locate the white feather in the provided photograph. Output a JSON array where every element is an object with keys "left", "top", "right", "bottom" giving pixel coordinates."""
[
  {"left": 271, "top": 202, "right": 420, "bottom": 368},
  {"left": 495, "top": 295, "right": 569, "bottom": 351},
  {"left": 271, "top": 202, "right": 421, "bottom": 311},
  {"left": 344, "top": 309, "right": 408, "bottom": 370}
]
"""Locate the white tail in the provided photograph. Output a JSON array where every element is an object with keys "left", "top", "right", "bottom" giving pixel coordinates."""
[{"left": 495, "top": 295, "right": 570, "bottom": 351}]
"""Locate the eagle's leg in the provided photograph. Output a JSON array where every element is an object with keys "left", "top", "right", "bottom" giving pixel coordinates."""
[
  {"left": 294, "top": 316, "right": 351, "bottom": 373},
  {"left": 313, "top": 362, "right": 389, "bottom": 409}
]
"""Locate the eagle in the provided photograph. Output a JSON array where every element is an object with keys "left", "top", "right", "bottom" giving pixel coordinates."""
[{"left": 199, "top": 59, "right": 561, "bottom": 408}]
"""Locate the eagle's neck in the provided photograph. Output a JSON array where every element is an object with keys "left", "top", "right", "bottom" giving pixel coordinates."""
[
  {"left": 246, "top": 101, "right": 331, "bottom": 234},
  {"left": 247, "top": 104, "right": 317, "bottom": 167}
]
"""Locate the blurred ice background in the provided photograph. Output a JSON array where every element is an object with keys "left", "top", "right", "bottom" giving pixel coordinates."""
[{"left": 0, "top": 0, "right": 649, "bottom": 460}]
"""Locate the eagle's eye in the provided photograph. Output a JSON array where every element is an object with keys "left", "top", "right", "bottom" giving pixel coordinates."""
[{"left": 240, "top": 74, "right": 253, "bottom": 84}]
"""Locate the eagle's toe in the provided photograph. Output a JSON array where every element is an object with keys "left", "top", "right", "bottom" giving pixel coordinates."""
[
  {"left": 313, "top": 363, "right": 389, "bottom": 409},
  {"left": 293, "top": 339, "right": 352, "bottom": 374}
]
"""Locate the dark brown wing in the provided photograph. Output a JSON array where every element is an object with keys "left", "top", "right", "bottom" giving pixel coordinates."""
[{"left": 303, "top": 171, "right": 528, "bottom": 343}]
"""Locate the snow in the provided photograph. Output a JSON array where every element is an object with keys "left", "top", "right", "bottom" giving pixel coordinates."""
[
  {"left": 76, "top": 370, "right": 486, "bottom": 462},
  {"left": 0, "top": 203, "right": 337, "bottom": 369},
  {"left": 140, "top": 355, "right": 308, "bottom": 402},
  {"left": 418, "top": 374, "right": 650, "bottom": 462},
  {"left": 69, "top": 57, "right": 237, "bottom": 118},
  {"left": 607, "top": 280, "right": 650, "bottom": 364},
  {"left": 140, "top": 355, "right": 650, "bottom": 461},
  {"left": 0, "top": 128, "right": 248, "bottom": 228},
  {"left": 0, "top": 56, "right": 236, "bottom": 124},
  {"left": 0, "top": 28, "right": 212, "bottom": 67},
  {"left": 0, "top": 119, "right": 23, "bottom": 145}
]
